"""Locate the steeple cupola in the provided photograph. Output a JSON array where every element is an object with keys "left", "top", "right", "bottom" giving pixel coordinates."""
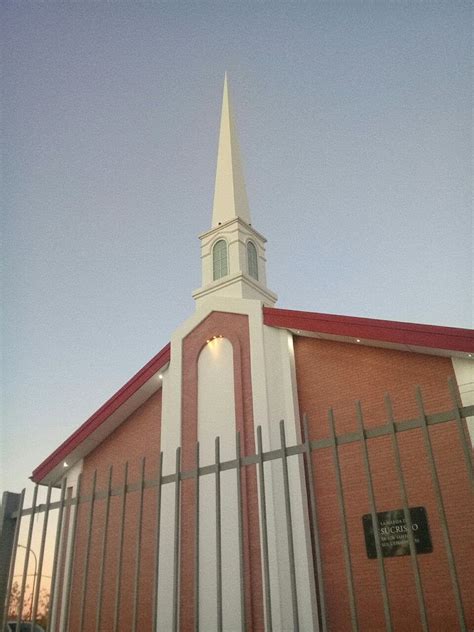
[{"left": 192, "top": 75, "right": 277, "bottom": 307}]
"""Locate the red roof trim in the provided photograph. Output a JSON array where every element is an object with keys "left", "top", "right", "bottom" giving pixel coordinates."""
[
  {"left": 32, "top": 342, "right": 171, "bottom": 483},
  {"left": 32, "top": 308, "right": 473, "bottom": 484},
  {"left": 263, "top": 307, "right": 474, "bottom": 353}
]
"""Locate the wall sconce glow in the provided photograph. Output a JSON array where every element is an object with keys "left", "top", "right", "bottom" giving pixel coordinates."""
[
  {"left": 207, "top": 335, "right": 223, "bottom": 345},
  {"left": 356, "top": 339, "right": 361, "bottom": 343},
  {"left": 63, "top": 462, "right": 68, "bottom": 468}
]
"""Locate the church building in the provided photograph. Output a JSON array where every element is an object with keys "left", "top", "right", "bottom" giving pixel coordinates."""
[{"left": 31, "top": 77, "right": 473, "bottom": 632}]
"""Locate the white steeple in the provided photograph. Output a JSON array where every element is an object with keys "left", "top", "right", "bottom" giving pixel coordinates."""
[
  {"left": 212, "top": 73, "right": 251, "bottom": 226},
  {"left": 192, "top": 75, "right": 277, "bottom": 308}
]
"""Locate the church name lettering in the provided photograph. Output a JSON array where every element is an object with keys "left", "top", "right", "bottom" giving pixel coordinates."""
[{"left": 362, "top": 506, "right": 432, "bottom": 559}]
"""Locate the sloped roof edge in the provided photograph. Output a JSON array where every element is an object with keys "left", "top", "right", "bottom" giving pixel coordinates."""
[
  {"left": 263, "top": 307, "right": 474, "bottom": 352},
  {"left": 32, "top": 308, "right": 473, "bottom": 484},
  {"left": 31, "top": 342, "right": 171, "bottom": 484}
]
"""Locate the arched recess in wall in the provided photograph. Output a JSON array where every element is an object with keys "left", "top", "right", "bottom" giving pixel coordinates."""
[
  {"left": 247, "top": 240, "right": 258, "bottom": 280},
  {"left": 213, "top": 239, "right": 228, "bottom": 280},
  {"left": 197, "top": 336, "right": 241, "bottom": 630},
  {"left": 197, "top": 336, "right": 236, "bottom": 457}
]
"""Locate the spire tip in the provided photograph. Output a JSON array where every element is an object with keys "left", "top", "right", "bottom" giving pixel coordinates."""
[{"left": 211, "top": 73, "right": 250, "bottom": 226}]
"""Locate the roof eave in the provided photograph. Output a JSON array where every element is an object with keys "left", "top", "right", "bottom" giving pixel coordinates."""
[
  {"left": 32, "top": 342, "right": 171, "bottom": 485},
  {"left": 263, "top": 307, "right": 474, "bottom": 354}
]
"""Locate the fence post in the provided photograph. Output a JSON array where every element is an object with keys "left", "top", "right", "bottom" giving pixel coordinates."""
[{"left": 0, "top": 492, "right": 21, "bottom": 624}]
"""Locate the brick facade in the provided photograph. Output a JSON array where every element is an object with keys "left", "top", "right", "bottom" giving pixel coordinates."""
[
  {"left": 67, "top": 389, "right": 162, "bottom": 632},
  {"left": 294, "top": 336, "right": 473, "bottom": 632},
  {"left": 58, "top": 330, "right": 472, "bottom": 632}
]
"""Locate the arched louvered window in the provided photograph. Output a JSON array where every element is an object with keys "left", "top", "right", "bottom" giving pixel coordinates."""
[
  {"left": 247, "top": 241, "right": 258, "bottom": 280},
  {"left": 213, "top": 239, "right": 228, "bottom": 280}
]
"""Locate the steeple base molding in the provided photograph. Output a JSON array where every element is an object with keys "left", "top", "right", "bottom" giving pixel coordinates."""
[{"left": 193, "top": 271, "right": 277, "bottom": 307}]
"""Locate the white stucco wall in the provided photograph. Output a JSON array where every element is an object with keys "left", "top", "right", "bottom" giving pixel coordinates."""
[
  {"left": 198, "top": 337, "right": 240, "bottom": 631},
  {"left": 453, "top": 357, "right": 474, "bottom": 444},
  {"left": 261, "top": 326, "right": 319, "bottom": 631},
  {"left": 55, "top": 460, "right": 83, "bottom": 632},
  {"left": 156, "top": 363, "right": 179, "bottom": 632}
]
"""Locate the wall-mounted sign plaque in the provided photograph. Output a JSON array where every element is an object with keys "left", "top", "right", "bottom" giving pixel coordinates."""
[{"left": 362, "top": 506, "right": 432, "bottom": 559}]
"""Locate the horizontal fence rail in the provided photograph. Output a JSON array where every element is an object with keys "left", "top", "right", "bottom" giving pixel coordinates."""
[
  {"left": 8, "top": 402, "right": 474, "bottom": 521},
  {"left": 1, "top": 384, "right": 473, "bottom": 632}
]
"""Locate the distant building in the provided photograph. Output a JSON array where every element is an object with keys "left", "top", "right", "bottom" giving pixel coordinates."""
[{"left": 32, "top": 76, "right": 473, "bottom": 632}]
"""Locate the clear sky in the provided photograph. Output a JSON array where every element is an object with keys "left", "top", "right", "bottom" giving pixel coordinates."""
[{"left": 1, "top": 2, "right": 472, "bottom": 496}]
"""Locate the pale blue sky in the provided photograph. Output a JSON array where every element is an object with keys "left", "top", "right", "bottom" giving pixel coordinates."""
[{"left": 2, "top": 1, "right": 472, "bottom": 495}]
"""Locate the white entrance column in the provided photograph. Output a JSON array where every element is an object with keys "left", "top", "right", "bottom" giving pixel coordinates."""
[{"left": 157, "top": 297, "right": 319, "bottom": 631}]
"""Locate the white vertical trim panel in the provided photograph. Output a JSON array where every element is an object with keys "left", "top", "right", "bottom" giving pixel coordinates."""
[
  {"left": 452, "top": 357, "right": 474, "bottom": 444},
  {"left": 56, "top": 460, "right": 82, "bottom": 632},
  {"left": 198, "top": 337, "right": 240, "bottom": 631}
]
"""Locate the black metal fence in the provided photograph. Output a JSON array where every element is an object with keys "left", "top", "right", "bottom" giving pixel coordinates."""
[{"left": 1, "top": 379, "right": 473, "bottom": 632}]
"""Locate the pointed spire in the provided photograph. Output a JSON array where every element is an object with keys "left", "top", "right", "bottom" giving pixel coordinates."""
[{"left": 212, "top": 73, "right": 251, "bottom": 227}]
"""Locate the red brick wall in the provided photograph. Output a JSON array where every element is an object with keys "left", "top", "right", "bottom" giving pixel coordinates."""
[
  {"left": 294, "top": 337, "right": 473, "bottom": 632},
  {"left": 67, "top": 389, "right": 162, "bottom": 632}
]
